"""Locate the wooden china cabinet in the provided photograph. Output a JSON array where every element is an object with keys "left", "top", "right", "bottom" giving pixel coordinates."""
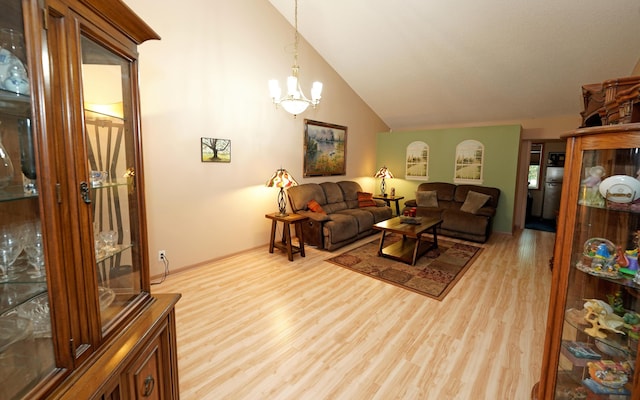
[
  {"left": 534, "top": 123, "right": 640, "bottom": 399},
  {"left": 0, "top": 0, "right": 179, "bottom": 399}
]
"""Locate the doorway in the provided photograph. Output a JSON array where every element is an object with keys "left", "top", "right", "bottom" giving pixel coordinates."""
[{"left": 523, "top": 140, "right": 566, "bottom": 232}]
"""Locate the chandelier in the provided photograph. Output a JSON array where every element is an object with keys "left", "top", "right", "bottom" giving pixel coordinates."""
[{"left": 268, "top": 0, "right": 323, "bottom": 116}]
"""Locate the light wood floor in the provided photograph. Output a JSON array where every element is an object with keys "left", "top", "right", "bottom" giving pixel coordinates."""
[{"left": 152, "top": 228, "right": 554, "bottom": 399}]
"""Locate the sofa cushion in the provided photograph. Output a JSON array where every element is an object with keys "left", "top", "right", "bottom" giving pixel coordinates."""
[
  {"left": 307, "top": 199, "right": 326, "bottom": 214},
  {"left": 417, "top": 182, "right": 456, "bottom": 202},
  {"left": 320, "top": 182, "right": 345, "bottom": 204},
  {"left": 416, "top": 190, "right": 438, "bottom": 208},
  {"left": 337, "top": 181, "right": 363, "bottom": 208},
  {"left": 336, "top": 209, "right": 375, "bottom": 233},
  {"left": 414, "top": 207, "right": 445, "bottom": 220},
  {"left": 460, "top": 191, "right": 491, "bottom": 214},
  {"left": 366, "top": 205, "right": 393, "bottom": 223},
  {"left": 357, "top": 191, "right": 376, "bottom": 207},
  {"left": 287, "top": 183, "right": 327, "bottom": 212},
  {"left": 442, "top": 209, "right": 488, "bottom": 236},
  {"left": 323, "top": 213, "right": 359, "bottom": 244},
  {"left": 454, "top": 184, "right": 500, "bottom": 209}
]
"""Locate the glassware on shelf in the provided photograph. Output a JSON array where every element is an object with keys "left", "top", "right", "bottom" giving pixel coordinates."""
[
  {"left": 98, "top": 230, "right": 117, "bottom": 253},
  {"left": 0, "top": 136, "right": 15, "bottom": 189},
  {"left": 0, "top": 229, "right": 21, "bottom": 282},
  {"left": 24, "top": 230, "right": 45, "bottom": 278},
  {"left": 18, "top": 119, "right": 37, "bottom": 195}
]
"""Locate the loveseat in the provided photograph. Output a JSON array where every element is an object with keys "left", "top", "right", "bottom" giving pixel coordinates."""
[
  {"left": 402, "top": 182, "right": 500, "bottom": 243},
  {"left": 286, "top": 181, "right": 392, "bottom": 251}
]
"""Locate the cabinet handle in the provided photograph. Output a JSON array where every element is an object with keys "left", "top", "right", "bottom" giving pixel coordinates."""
[
  {"left": 79, "top": 181, "right": 91, "bottom": 204},
  {"left": 142, "top": 375, "right": 155, "bottom": 397}
]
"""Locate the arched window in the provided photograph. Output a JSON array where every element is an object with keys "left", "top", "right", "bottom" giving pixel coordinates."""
[
  {"left": 454, "top": 140, "right": 484, "bottom": 184},
  {"left": 405, "top": 141, "right": 429, "bottom": 180}
]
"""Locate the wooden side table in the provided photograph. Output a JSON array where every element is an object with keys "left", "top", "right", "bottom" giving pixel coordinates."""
[
  {"left": 265, "top": 213, "right": 309, "bottom": 261},
  {"left": 373, "top": 195, "right": 405, "bottom": 216}
]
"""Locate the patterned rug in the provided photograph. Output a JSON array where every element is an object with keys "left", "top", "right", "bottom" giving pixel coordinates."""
[{"left": 325, "top": 234, "right": 483, "bottom": 301}]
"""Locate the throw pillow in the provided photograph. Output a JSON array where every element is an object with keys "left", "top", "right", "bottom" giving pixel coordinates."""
[
  {"left": 460, "top": 191, "right": 491, "bottom": 214},
  {"left": 416, "top": 190, "right": 438, "bottom": 208},
  {"left": 357, "top": 191, "right": 376, "bottom": 207},
  {"left": 307, "top": 199, "right": 326, "bottom": 214}
]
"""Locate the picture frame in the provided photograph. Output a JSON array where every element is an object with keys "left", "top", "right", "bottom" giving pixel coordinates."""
[
  {"left": 201, "top": 138, "right": 231, "bottom": 163},
  {"left": 303, "top": 119, "right": 347, "bottom": 177},
  {"left": 454, "top": 139, "right": 484, "bottom": 184},
  {"left": 406, "top": 141, "right": 429, "bottom": 180}
]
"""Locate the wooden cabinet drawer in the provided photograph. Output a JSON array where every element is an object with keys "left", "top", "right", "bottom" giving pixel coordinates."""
[{"left": 126, "top": 331, "right": 166, "bottom": 399}]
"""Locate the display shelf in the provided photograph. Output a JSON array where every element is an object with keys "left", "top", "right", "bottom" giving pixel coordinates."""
[
  {"left": 90, "top": 179, "right": 131, "bottom": 190},
  {"left": 0, "top": 282, "right": 47, "bottom": 316},
  {"left": 535, "top": 124, "right": 640, "bottom": 399},
  {"left": 563, "top": 308, "right": 634, "bottom": 360},
  {"left": 95, "top": 243, "right": 133, "bottom": 264},
  {"left": 0, "top": 89, "right": 30, "bottom": 118},
  {"left": 0, "top": 185, "right": 38, "bottom": 202},
  {"left": 575, "top": 263, "right": 640, "bottom": 291},
  {"left": 0, "top": 1, "right": 178, "bottom": 398}
]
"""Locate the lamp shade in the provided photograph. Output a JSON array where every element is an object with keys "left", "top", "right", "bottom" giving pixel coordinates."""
[
  {"left": 374, "top": 166, "right": 394, "bottom": 179},
  {"left": 266, "top": 168, "right": 298, "bottom": 216},
  {"left": 266, "top": 168, "right": 298, "bottom": 188}
]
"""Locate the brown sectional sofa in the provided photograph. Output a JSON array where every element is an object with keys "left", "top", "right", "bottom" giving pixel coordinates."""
[
  {"left": 286, "top": 181, "right": 392, "bottom": 251},
  {"left": 402, "top": 182, "right": 500, "bottom": 243}
]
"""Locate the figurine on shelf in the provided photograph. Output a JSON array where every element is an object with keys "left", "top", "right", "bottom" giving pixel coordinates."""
[
  {"left": 583, "top": 299, "right": 625, "bottom": 339},
  {"left": 616, "top": 246, "right": 629, "bottom": 268},
  {"left": 580, "top": 165, "right": 606, "bottom": 206},
  {"left": 626, "top": 250, "right": 639, "bottom": 271},
  {"left": 607, "top": 291, "right": 625, "bottom": 316},
  {"left": 583, "top": 166, "right": 605, "bottom": 187},
  {"left": 595, "top": 243, "right": 611, "bottom": 259}
]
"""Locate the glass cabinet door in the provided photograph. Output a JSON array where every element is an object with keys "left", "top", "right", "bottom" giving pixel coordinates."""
[
  {"left": 80, "top": 35, "right": 145, "bottom": 332},
  {"left": 555, "top": 142, "right": 640, "bottom": 398},
  {"left": 0, "top": 0, "right": 55, "bottom": 398}
]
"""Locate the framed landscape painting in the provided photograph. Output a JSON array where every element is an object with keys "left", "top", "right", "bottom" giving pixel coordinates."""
[
  {"left": 303, "top": 119, "right": 347, "bottom": 177},
  {"left": 454, "top": 139, "right": 484, "bottom": 184},
  {"left": 406, "top": 141, "right": 429, "bottom": 180}
]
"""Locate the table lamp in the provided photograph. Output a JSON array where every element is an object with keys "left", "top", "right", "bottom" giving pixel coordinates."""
[
  {"left": 374, "top": 166, "right": 394, "bottom": 196},
  {"left": 266, "top": 168, "right": 298, "bottom": 216}
]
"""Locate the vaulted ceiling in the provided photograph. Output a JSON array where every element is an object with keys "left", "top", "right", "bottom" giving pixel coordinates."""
[{"left": 267, "top": 0, "right": 640, "bottom": 130}]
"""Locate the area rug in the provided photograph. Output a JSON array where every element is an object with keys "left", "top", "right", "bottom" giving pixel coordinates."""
[{"left": 325, "top": 235, "right": 483, "bottom": 301}]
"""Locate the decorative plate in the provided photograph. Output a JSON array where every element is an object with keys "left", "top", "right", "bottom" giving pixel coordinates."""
[{"left": 599, "top": 175, "right": 640, "bottom": 203}]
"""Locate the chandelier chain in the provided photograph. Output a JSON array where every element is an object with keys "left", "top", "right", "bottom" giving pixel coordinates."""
[{"left": 293, "top": 0, "right": 299, "bottom": 71}]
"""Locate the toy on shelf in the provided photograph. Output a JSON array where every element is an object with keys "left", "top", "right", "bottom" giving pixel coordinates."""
[
  {"left": 579, "top": 165, "right": 606, "bottom": 207},
  {"left": 578, "top": 238, "right": 618, "bottom": 277},
  {"left": 583, "top": 299, "right": 625, "bottom": 339}
]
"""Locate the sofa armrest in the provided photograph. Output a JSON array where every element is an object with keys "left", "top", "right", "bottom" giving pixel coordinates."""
[
  {"left": 374, "top": 199, "right": 387, "bottom": 207},
  {"left": 295, "top": 210, "right": 331, "bottom": 222},
  {"left": 404, "top": 199, "right": 417, "bottom": 207}
]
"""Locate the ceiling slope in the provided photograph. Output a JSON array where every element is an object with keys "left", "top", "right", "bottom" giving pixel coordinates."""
[{"left": 267, "top": 0, "right": 640, "bottom": 130}]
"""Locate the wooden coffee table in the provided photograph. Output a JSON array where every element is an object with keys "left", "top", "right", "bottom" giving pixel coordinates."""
[{"left": 373, "top": 216, "right": 443, "bottom": 266}]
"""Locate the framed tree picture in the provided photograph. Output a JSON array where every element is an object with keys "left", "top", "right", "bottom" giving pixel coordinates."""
[
  {"left": 303, "top": 119, "right": 347, "bottom": 177},
  {"left": 201, "top": 138, "right": 231, "bottom": 163}
]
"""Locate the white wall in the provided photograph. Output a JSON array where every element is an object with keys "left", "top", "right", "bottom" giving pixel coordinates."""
[{"left": 125, "top": 0, "right": 388, "bottom": 275}]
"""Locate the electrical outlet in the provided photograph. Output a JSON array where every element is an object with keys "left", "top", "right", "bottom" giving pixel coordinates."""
[{"left": 158, "top": 250, "right": 166, "bottom": 262}]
